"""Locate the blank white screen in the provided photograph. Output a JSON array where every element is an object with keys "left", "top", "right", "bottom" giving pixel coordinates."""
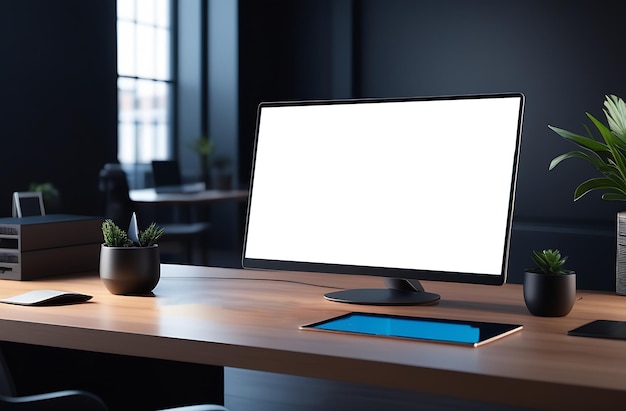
[{"left": 244, "top": 95, "right": 522, "bottom": 276}]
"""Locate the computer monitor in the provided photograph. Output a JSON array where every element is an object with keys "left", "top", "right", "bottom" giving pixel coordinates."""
[
  {"left": 152, "top": 160, "right": 183, "bottom": 187},
  {"left": 151, "top": 160, "right": 204, "bottom": 193},
  {"left": 242, "top": 93, "right": 525, "bottom": 305}
]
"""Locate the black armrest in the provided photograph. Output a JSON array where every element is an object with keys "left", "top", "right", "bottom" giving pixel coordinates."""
[{"left": 0, "top": 390, "right": 108, "bottom": 411}]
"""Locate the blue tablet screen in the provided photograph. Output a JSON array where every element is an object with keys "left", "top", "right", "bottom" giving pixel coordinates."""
[{"left": 302, "top": 312, "right": 522, "bottom": 347}]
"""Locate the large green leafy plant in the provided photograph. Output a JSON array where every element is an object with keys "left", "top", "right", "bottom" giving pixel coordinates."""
[{"left": 549, "top": 94, "right": 626, "bottom": 201}]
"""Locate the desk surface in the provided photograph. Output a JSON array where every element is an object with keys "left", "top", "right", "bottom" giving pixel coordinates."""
[
  {"left": 129, "top": 188, "right": 249, "bottom": 205},
  {"left": 1, "top": 265, "right": 625, "bottom": 410}
]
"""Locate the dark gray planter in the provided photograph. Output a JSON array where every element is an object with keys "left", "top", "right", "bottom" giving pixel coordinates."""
[
  {"left": 99, "top": 244, "right": 160, "bottom": 295},
  {"left": 523, "top": 271, "right": 576, "bottom": 317}
]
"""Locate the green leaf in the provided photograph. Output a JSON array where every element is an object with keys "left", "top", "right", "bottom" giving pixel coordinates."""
[
  {"left": 605, "top": 171, "right": 626, "bottom": 192},
  {"left": 588, "top": 113, "right": 626, "bottom": 156},
  {"left": 531, "top": 249, "right": 568, "bottom": 274},
  {"left": 549, "top": 150, "right": 606, "bottom": 171},
  {"left": 573, "top": 177, "right": 625, "bottom": 201},
  {"left": 548, "top": 95, "right": 626, "bottom": 203},
  {"left": 548, "top": 125, "right": 610, "bottom": 153},
  {"left": 139, "top": 223, "right": 165, "bottom": 247},
  {"left": 102, "top": 219, "right": 132, "bottom": 247},
  {"left": 604, "top": 95, "right": 626, "bottom": 140},
  {"left": 602, "top": 192, "right": 626, "bottom": 201}
]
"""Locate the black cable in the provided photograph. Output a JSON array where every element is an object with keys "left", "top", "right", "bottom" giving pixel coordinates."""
[{"left": 161, "top": 275, "right": 345, "bottom": 290}]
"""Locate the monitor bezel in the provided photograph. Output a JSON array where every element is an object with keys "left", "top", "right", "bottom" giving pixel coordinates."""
[{"left": 242, "top": 92, "right": 525, "bottom": 287}]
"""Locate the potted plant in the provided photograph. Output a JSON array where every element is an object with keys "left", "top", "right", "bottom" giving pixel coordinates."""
[
  {"left": 189, "top": 135, "right": 215, "bottom": 187},
  {"left": 29, "top": 182, "right": 61, "bottom": 213},
  {"left": 211, "top": 155, "right": 233, "bottom": 190},
  {"left": 523, "top": 249, "right": 576, "bottom": 317},
  {"left": 548, "top": 94, "right": 626, "bottom": 295},
  {"left": 189, "top": 136, "right": 234, "bottom": 190},
  {"left": 99, "top": 213, "right": 165, "bottom": 295}
]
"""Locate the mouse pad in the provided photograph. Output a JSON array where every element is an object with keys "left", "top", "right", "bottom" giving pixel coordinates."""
[
  {"left": 0, "top": 290, "right": 92, "bottom": 306},
  {"left": 568, "top": 320, "right": 626, "bottom": 341}
]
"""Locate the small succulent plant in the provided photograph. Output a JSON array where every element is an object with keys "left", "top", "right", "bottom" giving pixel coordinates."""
[
  {"left": 530, "top": 249, "right": 570, "bottom": 275},
  {"left": 102, "top": 215, "right": 164, "bottom": 247}
]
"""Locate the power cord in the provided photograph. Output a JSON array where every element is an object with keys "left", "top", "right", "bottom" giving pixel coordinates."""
[{"left": 162, "top": 275, "right": 345, "bottom": 290}]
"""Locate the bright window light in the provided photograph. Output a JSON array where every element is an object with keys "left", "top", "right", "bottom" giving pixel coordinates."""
[{"left": 116, "top": 0, "right": 173, "bottom": 170}]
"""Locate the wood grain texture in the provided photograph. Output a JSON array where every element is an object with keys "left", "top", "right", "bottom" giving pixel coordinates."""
[{"left": 1, "top": 265, "right": 625, "bottom": 410}]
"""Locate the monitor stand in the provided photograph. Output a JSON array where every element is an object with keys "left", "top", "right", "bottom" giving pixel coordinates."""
[{"left": 324, "top": 278, "right": 440, "bottom": 306}]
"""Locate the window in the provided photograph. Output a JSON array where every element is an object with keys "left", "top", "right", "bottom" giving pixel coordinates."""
[{"left": 117, "top": 0, "right": 173, "bottom": 184}]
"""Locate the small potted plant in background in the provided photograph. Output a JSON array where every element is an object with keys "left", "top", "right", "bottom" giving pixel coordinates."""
[
  {"left": 211, "top": 155, "right": 233, "bottom": 190},
  {"left": 188, "top": 136, "right": 234, "bottom": 190},
  {"left": 29, "top": 182, "right": 61, "bottom": 213},
  {"left": 99, "top": 213, "right": 164, "bottom": 295},
  {"left": 523, "top": 249, "right": 576, "bottom": 317},
  {"left": 189, "top": 135, "right": 215, "bottom": 187}
]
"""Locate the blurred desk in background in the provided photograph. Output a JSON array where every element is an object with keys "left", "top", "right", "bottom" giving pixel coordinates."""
[
  {"left": 129, "top": 186, "right": 249, "bottom": 206},
  {"left": 129, "top": 187, "right": 249, "bottom": 264}
]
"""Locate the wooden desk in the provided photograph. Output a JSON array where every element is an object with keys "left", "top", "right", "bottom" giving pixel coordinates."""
[
  {"left": 129, "top": 187, "right": 248, "bottom": 205},
  {"left": 1, "top": 265, "right": 626, "bottom": 410}
]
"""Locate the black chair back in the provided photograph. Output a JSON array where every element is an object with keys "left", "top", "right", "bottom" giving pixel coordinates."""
[
  {"left": 0, "top": 348, "right": 16, "bottom": 396},
  {"left": 98, "top": 164, "right": 135, "bottom": 229}
]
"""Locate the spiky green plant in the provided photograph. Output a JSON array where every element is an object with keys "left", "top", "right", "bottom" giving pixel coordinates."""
[
  {"left": 548, "top": 94, "right": 626, "bottom": 201},
  {"left": 102, "top": 219, "right": 164, "bottom": 247},
  {"left": 530, "top": 249, "right": 570, "bottom": 275},
  {"left": 139, "top": 222, "right": 165, "bottom": 247},
  {"left": 102, "top": 219, "right": 132, "bottom": 247}
]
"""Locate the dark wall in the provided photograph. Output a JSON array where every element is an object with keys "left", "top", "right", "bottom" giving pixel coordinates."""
[
  {"left": 0, "top": 0, "right": 117, "bottom": 217},
  {"left": 356, "top": 0, "right": 625, "bottom": 290},
  {"left": 238, "top": 0, "right": 335, "bottom": 184},
  {"left": 237, "top": 0, "right": 626, "bottom": 290},
  {"left": 357, "top": 0, "right": 626, "bottom": 224}
]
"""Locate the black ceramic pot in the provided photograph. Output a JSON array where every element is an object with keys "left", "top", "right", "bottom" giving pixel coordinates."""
[
  {"left": 99, "top": 244, "right": 160, "bottom": 295},
  {"left": 523, "top": 271, "right": 576, "bottom": 317}
]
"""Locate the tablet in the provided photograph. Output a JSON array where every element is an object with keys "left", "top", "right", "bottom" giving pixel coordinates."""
[{"left": 301, "top": 312, "right": 522, "bottom": 347}]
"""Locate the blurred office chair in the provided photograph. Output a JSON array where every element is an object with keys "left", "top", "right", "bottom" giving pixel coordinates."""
[
  {"left": 11, "top": 192, "right": 45, "bottom": 217},
  {"left": 0, "top": 348, "right": 228, "bottom": 410},
  {"left": 98, "top": 163, "right": 211, "bottom": 264}
]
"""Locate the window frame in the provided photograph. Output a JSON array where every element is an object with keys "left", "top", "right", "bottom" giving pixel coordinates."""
[{"left": 116, "top": 0, "right": 177, "bottom": 188}]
